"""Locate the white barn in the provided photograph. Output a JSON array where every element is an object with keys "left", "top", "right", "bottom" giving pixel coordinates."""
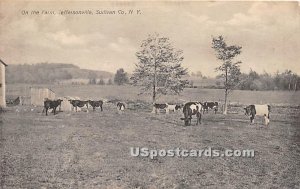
[
  {"left": 59, "top": 96, "right": 81, "bottom": 112},
  {"left": 0, "top": 59, "right": 7, "bottom": 108},
  {"left": 30, "top": 87, "right": 56, "bottom": 106}
]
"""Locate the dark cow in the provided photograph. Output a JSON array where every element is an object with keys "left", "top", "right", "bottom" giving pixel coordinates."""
[
  {"left": 68, "top": 100, "right": 89, "bottom": 112},
  {"left": 43, "top": 99, "right": 63, "bottom": 116},
  {"left": 117, "top": 102, "right": 125, "bottom": 111},
  {"left": 244, "top": 104, "right": 271, "bottom": 125},
  {"left": 180, "top": 102, "right": 203, "bottom": 126},
  {"left": 152, "top": 103, "right": 168, "bottom": 114},
  {"left": 202, "top": 101, "right": 218, "bottom": 114},
  {"left": 89, "top": 100, "right": 103, "bottom": 111}
]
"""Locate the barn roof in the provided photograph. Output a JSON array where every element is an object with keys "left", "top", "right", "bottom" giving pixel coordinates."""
[
  {"left": 0, "top": 59, "right": 8, "bottom": 66},
  {"left": 30, "top": 87, "right": 55, "bottom": 93}
]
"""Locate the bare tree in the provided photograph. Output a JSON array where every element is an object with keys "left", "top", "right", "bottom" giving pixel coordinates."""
[
  {"left": 212, "top": 36, "right": 242, "bottom": 114},
  {"left": 131, "top": 33, "right": 188, "bottom": 103}
]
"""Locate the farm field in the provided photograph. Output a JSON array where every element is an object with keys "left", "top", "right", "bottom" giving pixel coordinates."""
[
  {"left": 6, "top": 84, "right": 300, "bottom": 106},
  {"left": 1, "top": 103, "right": 300, "bottom": 188},
  {"left": 1, "top": 84, "right": 300, "bottom": 188}
]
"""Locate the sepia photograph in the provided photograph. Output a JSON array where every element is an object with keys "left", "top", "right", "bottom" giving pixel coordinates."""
[{"left": 0, "top": 0, "right": 299, "bottom": 188}]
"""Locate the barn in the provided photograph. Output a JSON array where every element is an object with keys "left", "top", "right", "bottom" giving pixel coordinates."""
[
  {"left": 30, "top": 87, "right": 56, "bottom": 106},
  {"left": 0, "top": 59, "right": 8, "bottom": 108},
  {"left": 59, "top": 96, "right": 81, "bottom": 112}
]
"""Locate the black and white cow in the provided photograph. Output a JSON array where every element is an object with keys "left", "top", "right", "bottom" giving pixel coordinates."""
[
  {"left": 152, "top": 103, "right": 168, "bottom": 114},
  {"left": 244, "top": 104, "right": 270, "bottom": 125},
  {"left": 88, "top": 100, "right": 103, "bottom": 111},
  {"left": 166, "top": 104, "right": 183, "bottom": 114},
  {"left": 117, "top": 102, "right": 126, "bottom": 113},
  {"left": 180, "top": 102, "right": 203, "bottom": 126},
  {"left": 43, "top": 99, "right": 63, "bottom": 116},
  {"left": 202, "top": 101, "right": 218, "bottom": 114},
  {"left": 152, "top": 103, "right": 182, "bottom": 114},
  {"left": 68, "top": 100, "right": 89, "bottom": 112}
]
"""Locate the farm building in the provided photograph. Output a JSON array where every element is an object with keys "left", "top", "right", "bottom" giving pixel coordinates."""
[
  {"left": 0, "top": 59, "right": 8, "bottom": 108},
  {"left": 30, "top": 87, "right": 55, "bottom": 106},
  {"left": 59, "top": 96, "right": 81, "bottom": 112}
]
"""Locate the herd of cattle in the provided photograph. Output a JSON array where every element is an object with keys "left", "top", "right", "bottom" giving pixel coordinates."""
[{"left": 42, "top": 98, "right": 271, "bottom": 126}]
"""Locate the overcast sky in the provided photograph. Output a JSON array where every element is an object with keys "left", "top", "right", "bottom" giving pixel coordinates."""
[{"left": 0, "top": 1, "right": 299, "bottom": 76}]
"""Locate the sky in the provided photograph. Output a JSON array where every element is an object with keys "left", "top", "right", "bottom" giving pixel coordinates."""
[{"left": 0, "top": 1, "right": 299, "bottom": 77}]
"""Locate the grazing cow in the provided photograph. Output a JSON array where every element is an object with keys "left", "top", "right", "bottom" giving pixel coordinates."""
[
  {"left": 117, "top": 102, "right": 125, "bottom": 113},
  {"left": 43, "top": 99, "right": 63, "bottom": 116},
  {"left": 89, "top": 100, "right": 103, "bottom": 111},
  {"left": 244, "top": 104, "right": 270, "bottom": 126},
  {"left": 180, "top": 102, "right": 203, "bottom": 126},
  {"left": 202, "top": 101, "right": 219, "bottom": 114},
  {"left": 152, "top": 103, "right": 168, "bottom": 114},
  {"left": 68, "top": 100, "right": 89, "bottom": 112}
]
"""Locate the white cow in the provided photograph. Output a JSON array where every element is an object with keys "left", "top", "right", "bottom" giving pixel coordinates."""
[{"left": 244, "top": 104, "right": 270, "bottom": 125}]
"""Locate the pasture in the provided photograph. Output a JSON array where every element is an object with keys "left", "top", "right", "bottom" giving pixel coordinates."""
[
  {"left": 1, "top": 84, "right": 300, "bottom": 188},
  {"left": 6, "top": 84, "right": 300, "bottom": 106}
]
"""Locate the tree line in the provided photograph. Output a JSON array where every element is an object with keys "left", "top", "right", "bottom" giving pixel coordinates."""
[
  {"left": 6, "top": 63, "right": 73, "bottom": 84},
  {"left": 6, "top": 63, "right": 113, "bottom": 84},
  {"left": 88, "top": 68, "right": 129, "bottom": 85},
  {"left": 237, "top": 69, "right": 299, "bottom": 91}
]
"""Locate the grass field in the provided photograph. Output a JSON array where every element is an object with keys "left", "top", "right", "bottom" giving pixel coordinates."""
[
  {"left": 6, "top": 84, "right": 300, "bottom": 106},
  {"left": 1, "top": 84, "right": 300, "bottom": 188}
]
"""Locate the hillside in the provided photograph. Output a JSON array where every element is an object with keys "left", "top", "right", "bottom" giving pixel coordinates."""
[{"left": 6, "top": 63, "right": 113, "bottom": 84}]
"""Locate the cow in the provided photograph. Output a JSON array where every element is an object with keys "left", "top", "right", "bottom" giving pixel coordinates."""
[
  {"left": 88, "top": 100, "right": 103, "bottom": 111},
  {"left": 117, "top": 102, "right": 125, "bottom": 113},
  {"left": 165, "top": 104, "right": 183, "bottom": 114},
  {"left": 152, "top": 103, "right": 168, "bottom": 114},
  {"left": 68, "top": 100, "right": 89, "bottom": 112},
  {"left": 180, "top": 102, "right": 203, "bottom": 126},
  {"left": 43, "top": 99, "right": 63, "bottom": 116},
  {"left": 202, "top": 101, "right": 219, "bottom": 114},
  {"left": 244, "top": 104, "right": 270, "bottom": 126},
  {"left": 152, "top": 103, "right": 183, "bottom": 114}
]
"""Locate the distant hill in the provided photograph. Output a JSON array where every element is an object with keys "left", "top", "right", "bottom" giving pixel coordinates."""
[{"left": 6, "top": 63, "right": 113, "bottom": 84}]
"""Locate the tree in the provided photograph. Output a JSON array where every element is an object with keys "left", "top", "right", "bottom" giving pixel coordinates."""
[
  {"left": 98, "top": 77, "right": 105, "bottom": 85},
  {"left": 88, "top": 71, "right": 97, "bottom": 85},
  {"left": 114, "top": 68, "right": 129, "bottom": 85},
  {"left": 89, "top": 78, "right": 96, "bottom": 85},
  {"left": 131, "top": 33, "right": 188, "bottom": 103},
  {"left": 284, "top": 70, "right": 293, "bottom": 91},
  {"left": 107, "top": 78, "right": 113, "bottom": 85},
  {"left": 212, "top": 36, "right": 242, "bottom": 114}
]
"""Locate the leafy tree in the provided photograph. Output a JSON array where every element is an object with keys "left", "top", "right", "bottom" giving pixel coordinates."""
[
  {"left": 260, "top": 71, "right": 275, "bottom": 90},
  {"left": 114, "top": 68, "right": 128, "bottom": 85},
  {"left": 239, "top": 69, "right": 260, "bottom": 90},
  {"left": 88, "top": 71, "right": 97, "bottom": 85},
  {"left": 98, "top": 77, "right": 105, "bottom": 85},
  {"left": 284, "top": 70, "right": 293, "bottom": 91},
  {"left": 190, "top": 80, "right": 194, "bottom": 88},
  {"left": 212, "top": 36, "right": 242, "bottom": 114},
  {"left": 107, "top": 78, "right": 113, "bottom": 85},
  {"left": 131, "top": 33, "right": 188, "bottom": 103},
  {"left": 89, "top": 78, "right": 96, "bottom": 85}
]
